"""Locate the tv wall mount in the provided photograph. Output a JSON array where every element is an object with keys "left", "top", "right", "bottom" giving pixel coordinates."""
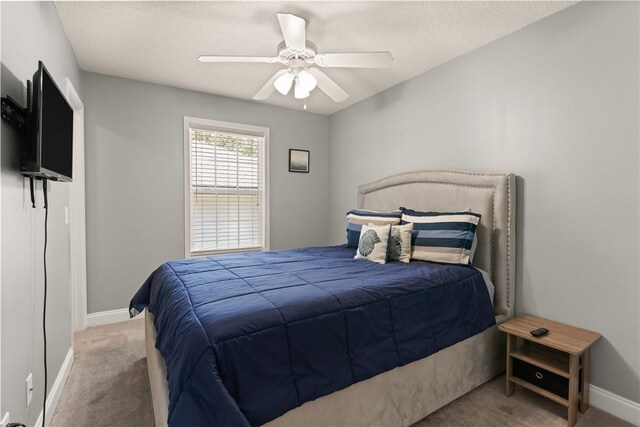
[
  {"left": 1, "top": 80, "right": 31, "bottom": 131},
  {"left": 2, "top": 81, "right": 39, "bottom": 207}
]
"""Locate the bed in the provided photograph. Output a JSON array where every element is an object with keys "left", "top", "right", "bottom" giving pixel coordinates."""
[{"left": 133, "top": 170, "right": 516, "bottom": 427}]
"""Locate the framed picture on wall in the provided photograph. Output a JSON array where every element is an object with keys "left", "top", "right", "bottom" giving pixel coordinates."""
[{"left": 289, "top": 149, "right": 310, "bottom": 173}]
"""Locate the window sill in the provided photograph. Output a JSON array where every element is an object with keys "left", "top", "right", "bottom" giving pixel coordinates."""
[{"left": 189, "top": 246, "right": 267, "bottom": 258}]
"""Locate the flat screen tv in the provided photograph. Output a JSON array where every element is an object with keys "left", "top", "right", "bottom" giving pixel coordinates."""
[{"left": 21, "top": 61, "right": 73, "bottom": 182}]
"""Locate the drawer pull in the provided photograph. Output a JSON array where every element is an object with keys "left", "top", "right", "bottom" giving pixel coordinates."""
[{"left": 535, "top": 371, "right": 544, "bottom": 380}]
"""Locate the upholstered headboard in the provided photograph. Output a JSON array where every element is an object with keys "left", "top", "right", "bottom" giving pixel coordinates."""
[{"left": 358, "top": 170, "right": 516, "bottom": 320}]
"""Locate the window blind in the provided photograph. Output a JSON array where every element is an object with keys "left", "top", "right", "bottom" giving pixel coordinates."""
[{"left": 189, "top": 127, "right": 265, "bottom": 255}]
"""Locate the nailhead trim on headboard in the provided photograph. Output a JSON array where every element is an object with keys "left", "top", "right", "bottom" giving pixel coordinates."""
[
  {"left": 490, "top": 188, "right": 496, "bottom": 288},
  {"left": 358, "top": 169, "right": 515, "bottom": 319},
  {"left": 506, "top": 176, "right": 512, "bottom": 310}
]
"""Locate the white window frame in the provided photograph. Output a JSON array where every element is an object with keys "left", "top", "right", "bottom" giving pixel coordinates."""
[{"left": 183, "top": 116, "right": 270, "bottom": 258}]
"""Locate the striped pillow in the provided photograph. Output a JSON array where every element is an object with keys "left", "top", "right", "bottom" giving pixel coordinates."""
[
  {"left": 400, "top": 207, "right": 481, "bottom": 265},
  {"left": 346, "top": 209, "right": 402, "bottom": 248}
]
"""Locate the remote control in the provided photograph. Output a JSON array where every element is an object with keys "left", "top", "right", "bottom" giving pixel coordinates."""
[{"left": 530, "top": 327, "right": 549, "bottom": 337}]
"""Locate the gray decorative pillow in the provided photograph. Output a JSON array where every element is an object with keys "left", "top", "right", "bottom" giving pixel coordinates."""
[
  {"left": 388, "top": 223, "right": 413, "bottom": 263},
  {"left": 354, "top": 223, "right": 391, "bottom": 264}
]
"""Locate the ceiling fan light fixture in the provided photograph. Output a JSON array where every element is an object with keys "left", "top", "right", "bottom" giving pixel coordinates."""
[
  {"left": 274, "top": 71, "right": 294, "bottom": 95},
  {"left": 294, "top": 78, "right": 310, "bottom": 99},
  {"left": 203, "top": 13, "right": 392, "bottom": 104},
  {"left": 297, "top": 70, "right": 317, "bottom": 92}
]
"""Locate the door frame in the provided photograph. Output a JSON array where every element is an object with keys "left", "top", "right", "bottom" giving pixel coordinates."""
[{"left": 65, "top": 78, "right": 87, "bottom": 332}]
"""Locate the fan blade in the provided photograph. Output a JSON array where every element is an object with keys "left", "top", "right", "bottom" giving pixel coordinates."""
[
  {"left": 308, "top": 68, "right": 349, "bottom": 102},
  {"left": 314, "top": 52, "right": 393, "bottom": 68},
  {"left": 198, "top": 55, "right": 279, "bottom": 63},
  {"left": 277, "top": 13, "right": 306, "bottom": 52},
  {"left": 253, "top": 69, "right": 289, "bottom": 100}
]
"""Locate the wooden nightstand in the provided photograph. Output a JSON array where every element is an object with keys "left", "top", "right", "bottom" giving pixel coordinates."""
[{"left": 498, "top": 315, "right": 601, "bottom": 427}]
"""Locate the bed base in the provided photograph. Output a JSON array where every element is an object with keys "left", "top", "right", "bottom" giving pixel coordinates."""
[
  {"left": 146, "top": 312, "right": 507, "bottom": 427},
  {"left": 146, "top": 169, "right": 515, "bottom": 426}
]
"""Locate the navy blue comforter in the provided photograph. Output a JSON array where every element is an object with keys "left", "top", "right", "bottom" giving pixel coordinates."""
[{"left": 130, "top": 245, "right": 495, "bottom": 427}]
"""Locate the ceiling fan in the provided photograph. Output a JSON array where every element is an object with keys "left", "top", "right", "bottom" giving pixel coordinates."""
[{"left": 198, "top": 13, "right": 394, "bottom": 103}]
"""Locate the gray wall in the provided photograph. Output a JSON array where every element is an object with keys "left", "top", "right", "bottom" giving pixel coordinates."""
[
  {"left": 82, "top": 72, "right": 330, "bottom": 313},
  {"left": 1, "top": 2, "right": 81, "bottom": 424},
  {"left": 328, "top": 2, "right": 639, "bottom": 403}
]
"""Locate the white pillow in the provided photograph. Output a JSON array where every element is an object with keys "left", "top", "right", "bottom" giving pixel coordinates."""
[
  {"left": 388, "top": 223, "right": 413, "bottom": 263},
  {"left": 354, "top": 223, "right": 391, "bottom": 264}
]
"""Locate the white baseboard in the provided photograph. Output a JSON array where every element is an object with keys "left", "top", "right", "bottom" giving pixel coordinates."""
[
  {"left": 87, "top": 307, "right": 144, "bottom": 327},
  {"left": 590, "top": 384, "right": 640, "bottom": 426},
  {"left": 33, "top": 347, "right": 74, "bottom": 427}
]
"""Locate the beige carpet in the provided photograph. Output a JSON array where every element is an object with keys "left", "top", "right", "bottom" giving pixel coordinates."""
[
  {"left": 51, "top": 320, "right": 631, "bottom": 427},
  {"left": 50, "top": 319, "right": 154, "bottom": 427}
]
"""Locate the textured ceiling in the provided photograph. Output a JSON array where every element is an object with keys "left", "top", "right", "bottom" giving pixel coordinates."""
[{"left": 55, "top": 1, "right": 575, "bottom": 115}]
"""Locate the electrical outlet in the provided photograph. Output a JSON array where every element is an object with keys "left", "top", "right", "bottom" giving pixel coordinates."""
[
  {"left": 0, "top": 412, "right": 10, "bottom": 427},
  {"left": 26, "top": 373, "right": 33, "bottom": 407},
  {"left": 64, "top": 206, "right": 69, "bottom": 224}
]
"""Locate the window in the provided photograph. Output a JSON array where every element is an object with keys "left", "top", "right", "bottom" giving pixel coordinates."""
[{"left": 184, "top": 117, "right": 269, "bottom": 256}]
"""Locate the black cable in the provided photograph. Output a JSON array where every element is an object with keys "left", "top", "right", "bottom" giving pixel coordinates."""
[
  {"left": 42, "top": 178, "right": 48, "bottom": 427},
  {"left": 29, "top": 177, "right": 36, "bottom": 208}
]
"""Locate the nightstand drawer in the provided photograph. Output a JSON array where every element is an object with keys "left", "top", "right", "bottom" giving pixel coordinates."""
[{"left": 513, "top": 358, "right": 581, "bottom": 399}]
